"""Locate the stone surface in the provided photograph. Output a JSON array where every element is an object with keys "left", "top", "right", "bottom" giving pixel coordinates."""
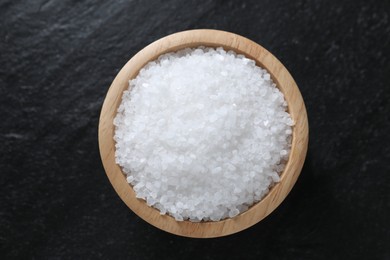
[{"left": 0, "top": 0, "right": 389, "bottom": 259}]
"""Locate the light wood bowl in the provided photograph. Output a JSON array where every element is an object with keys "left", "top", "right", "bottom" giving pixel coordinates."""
[{"left": 99, "top": 29, "right": 308, "bottom": 238}]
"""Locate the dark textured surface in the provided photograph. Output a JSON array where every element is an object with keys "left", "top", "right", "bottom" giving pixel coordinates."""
[{"left": 1, "top": 0, "right": 389, "bottom": 259}]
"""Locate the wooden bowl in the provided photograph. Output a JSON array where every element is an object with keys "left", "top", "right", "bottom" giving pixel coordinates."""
[{"left": 99, "top": 29, "right": 308, "bottom": 238}]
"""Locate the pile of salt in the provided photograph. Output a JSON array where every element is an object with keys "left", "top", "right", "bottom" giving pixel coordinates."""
[{"left": 114, "top": 47, "right": 293, "bottom": 221}]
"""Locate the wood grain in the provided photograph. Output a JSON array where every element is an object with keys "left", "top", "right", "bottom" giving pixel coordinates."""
[{"left": 98, "top": 29, "right": 308, "bottom": 238}]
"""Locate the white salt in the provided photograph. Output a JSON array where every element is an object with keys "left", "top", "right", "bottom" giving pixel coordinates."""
[{"left": 114, "top": 47, "right": 293, "bottom": 222}]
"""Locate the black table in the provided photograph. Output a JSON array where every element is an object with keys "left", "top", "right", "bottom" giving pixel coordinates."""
[{"left": 1, "top": 0, "right": 389, "bottom": 259}]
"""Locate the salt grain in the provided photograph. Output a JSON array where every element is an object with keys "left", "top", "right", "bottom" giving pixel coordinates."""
[{"left": 114, "top": 47, "right": 292, "bottom": 222}]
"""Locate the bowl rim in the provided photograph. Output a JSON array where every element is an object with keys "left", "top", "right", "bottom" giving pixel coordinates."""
[{"left": 98, "top": 29, "right": 308, "bottom": 238}]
